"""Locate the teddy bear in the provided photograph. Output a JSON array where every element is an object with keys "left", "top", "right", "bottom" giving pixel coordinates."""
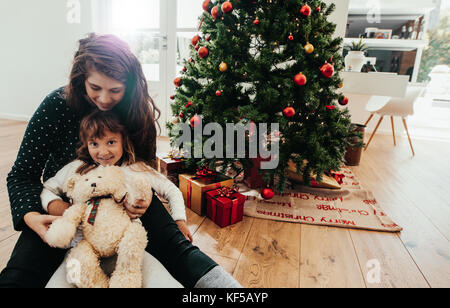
[{"left": 45, "top": 165, "right": 152, "bottom": 288}]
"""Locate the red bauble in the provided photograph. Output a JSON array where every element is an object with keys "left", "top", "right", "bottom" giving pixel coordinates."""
[
  {"left": 195, "top": 45, "right": 200, "bottom": 51},
  {"left": 320, "top": 63, "right": 334, "bottom": 78},
  {"left": 315, "top": 6, "right": 321, "bottom": 13},
  {"left": 288, "top": 35, "right": 294, "bottom": 41},
  {"left": 198, "top": 47, "right": 209, "bottom": 58},
  {"left": 182, "top": 67, "right": 187, "bottom": 72},
  {"left": 211, "top": 6, "right": 219, "bottom": 19},
  {"left": 189, "top": 57, "right": 194, "bottom": 63},
  {"left": 221, "top": 1, "right": 233, "bottom": 13},
  {"left": 174, "top": 77, "right": 182, "bottom": 87},
  {"left": 170, "top": 95, "right": 175, "bottom": 100},
  {"left": 206, "top": 34, "right": 211, "bottom": 41},
  {"left": 192, "top": 35, "right": 200, "bottom": 46},
  {"left": 190, "top": 115, "right": 202, "bottom": 127},
  {"left": 261, "top": 187, "right": 275, "bottom": 200},
  {"left": 283, "top": 106, "right": 295, "bottom": 118},
  {"left": 294, "top": 72, "right": 307, "bottom": 86},
  {"left": 339, "top": 96, "right": 349, "bottom": 106},
  {"left": 216, "top": 90, "right": 222, "bottom": 96},
  {"left": 300, "top": 4, "right": 311, "bottom": 17},
  {"left": 179, "top": 112, "right": 184, "bottom": 118},
  {"left": 202, "top": 0, "right": 211, "bottom": 11},
  {"left": 253, "top": 18, "right": 260, "bottom": 25}
]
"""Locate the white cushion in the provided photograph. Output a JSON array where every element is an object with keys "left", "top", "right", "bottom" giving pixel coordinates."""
[{"left": 45, "top": 252, "right": 183, "bottom": 288}]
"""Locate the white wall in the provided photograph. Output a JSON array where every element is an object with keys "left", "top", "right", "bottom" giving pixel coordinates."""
[
  {"left": 0, "top": 0, "right": 92, "bottom": 121},
  {"left": 324, "top": 0, "right": 350, "bottom": 39}
]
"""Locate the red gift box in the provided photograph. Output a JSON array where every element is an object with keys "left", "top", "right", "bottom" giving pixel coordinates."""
[
  {"left": 243, "top": 156, "right": 271, "bottom": 188},
  {"left": 205, "top": 187, "right": 245, "bottom": 228}
]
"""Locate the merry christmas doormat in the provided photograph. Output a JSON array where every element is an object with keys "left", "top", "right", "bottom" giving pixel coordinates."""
[{"left": 239, "top": 167, "right": 402, "bottom": 232}]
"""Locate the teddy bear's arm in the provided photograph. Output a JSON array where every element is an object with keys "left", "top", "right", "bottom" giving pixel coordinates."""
[{"left": 45, "top": 202, "right": 86, "bottom": 248}]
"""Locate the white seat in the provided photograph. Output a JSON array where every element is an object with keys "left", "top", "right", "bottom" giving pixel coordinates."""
[{"left": 364, "top": 85, "right": 425, "bottom": 156}]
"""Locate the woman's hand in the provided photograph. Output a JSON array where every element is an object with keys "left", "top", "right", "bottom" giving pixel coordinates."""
[
  {"left": 176, "top": 220, "right": 193, "bottom": 243},
  {"left": 123, "top": 197, "right": 150, "bottom": 219},
  {"left": 24, "top": 212, "right": 59, "bottom": 244}
]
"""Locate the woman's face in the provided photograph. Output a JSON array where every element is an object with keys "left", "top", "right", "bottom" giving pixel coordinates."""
[
  {"left": 85, "top": 70, "right": 126, "bottom": 111},
  {"left": 87, "top": 130, "right": 124, "bottom": 166}
]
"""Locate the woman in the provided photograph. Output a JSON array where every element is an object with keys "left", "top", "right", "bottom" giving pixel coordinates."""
[{"left": 0, "top": 33, "right": 240, "bottom": 288}]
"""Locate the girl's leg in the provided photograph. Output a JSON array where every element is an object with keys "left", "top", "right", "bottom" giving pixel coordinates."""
[
  {"left": 0, "top": 228, "right": 67, "bottom": 288},
  {"left": 141, "top": 195, "right": 241, "bottom": 288}
]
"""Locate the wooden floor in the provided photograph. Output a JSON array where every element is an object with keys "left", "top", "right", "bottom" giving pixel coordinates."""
[{"left": 1, "top": 119, "right": 449, "bottom": 288}]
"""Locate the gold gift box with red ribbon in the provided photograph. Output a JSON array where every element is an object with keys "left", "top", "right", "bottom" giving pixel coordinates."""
[{"left": 179, "top": 170, "right": 234, "bottom": 216}]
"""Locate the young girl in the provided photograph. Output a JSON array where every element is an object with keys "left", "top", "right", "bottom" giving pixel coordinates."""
[{"left": 41, "top": 110, "right": 192, "bottom": 244}]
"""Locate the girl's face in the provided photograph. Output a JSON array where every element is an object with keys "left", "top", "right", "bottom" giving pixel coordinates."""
[
  {"left": 85, "top": 70, "right": 126, "bottom": 111},
  {"left": 87, "top": 130, "right": 124, "bottom": 166}
]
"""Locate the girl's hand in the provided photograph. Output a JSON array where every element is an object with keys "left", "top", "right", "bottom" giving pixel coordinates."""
[
  {"left": 176, "top": 220, "right": 193, "bottom": 243},
  {"left": 48, "top": 199, "right": 71, "bottom": 216},
  {"left": 123, "top": 196, "right": 149, "bottom": 219},
  {"left": 24, "top": 212, "right": 59, "bottom": 245}
]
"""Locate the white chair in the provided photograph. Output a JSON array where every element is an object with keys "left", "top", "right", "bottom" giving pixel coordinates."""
[{"left": 364, "top": 85, "right": 425, "bottom": 156}]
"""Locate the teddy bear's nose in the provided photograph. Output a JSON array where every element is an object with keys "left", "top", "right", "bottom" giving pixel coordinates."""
[{"left": 91, "top": 183, "right": 96, "bottom": 188}]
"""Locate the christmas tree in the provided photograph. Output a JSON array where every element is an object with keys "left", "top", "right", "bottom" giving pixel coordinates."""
[{"left": 167, "top": 0, "right": 354, "bottom": 193}]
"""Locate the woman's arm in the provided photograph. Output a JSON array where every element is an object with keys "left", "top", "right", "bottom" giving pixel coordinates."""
[{"left": 6, "top": 90, "right": 62, "bottom": 231}]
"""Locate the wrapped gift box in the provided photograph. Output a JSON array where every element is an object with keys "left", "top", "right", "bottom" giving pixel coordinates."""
[
  {"left": 205, "top": 187, "right": 245, "bottom": 228},
  {"left": 286, "top": 159, "right": 341, "bottom": 189},
  {"left": 156, "top": 152, "right": 186, "bottom": 185},
  {"left": 243, "top": 156, "right": 271, "bottom": 189},
  {"left": 179, "top": 172, "right": 234, "bottom": 216}
]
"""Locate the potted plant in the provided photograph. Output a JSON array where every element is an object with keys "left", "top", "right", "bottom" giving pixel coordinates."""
[
  {"left": 344, "top": 39, "right": 369, "bottom": 72},
  {"left": 344, "top": 123, "right": 366, "bottom": 166}
]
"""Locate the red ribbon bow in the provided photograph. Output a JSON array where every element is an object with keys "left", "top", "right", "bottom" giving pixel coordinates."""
[
  {"left": 216, "top": 186, "right": 235, "bottom": 198},
  {"left": 196, "top": 166, "right": 216, "bottom": 178},
  {"left": 333, "top": 173, "right": 345, "bottom": 184}
]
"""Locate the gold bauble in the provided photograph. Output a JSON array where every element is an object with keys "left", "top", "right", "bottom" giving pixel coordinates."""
[
  {"left": 304, "top": 43, "right": 314, "bottom": 54},
  {"left": 219, "top": 61, "right": 228, "bottom": 72},
  {"left": 338, "top": 81, "right": 344, "bottom": 88}
]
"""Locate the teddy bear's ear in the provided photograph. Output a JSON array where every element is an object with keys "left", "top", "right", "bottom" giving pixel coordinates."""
[{"left": 64, "top": 174, "right": 81, "bottom": 198}]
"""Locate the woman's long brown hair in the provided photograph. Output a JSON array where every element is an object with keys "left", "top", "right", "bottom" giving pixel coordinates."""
[{"left": 65, "top": 33, "right": 160, "bottom": 163}]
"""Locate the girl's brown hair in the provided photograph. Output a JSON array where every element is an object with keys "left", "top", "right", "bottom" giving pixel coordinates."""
[
  {"left": 76, "top": 110, "right": 137, "bottom": 175},
  {"left": 65, "top": 33, "right": 160, "bottom": 163}
]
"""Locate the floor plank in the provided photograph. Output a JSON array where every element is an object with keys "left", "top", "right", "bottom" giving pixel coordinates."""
[
  {"left": 233, "top": 218, "right": 301, "bottom": 288},
  {"left": 299, "top": 225, "right": 366, "bottom": 288}
]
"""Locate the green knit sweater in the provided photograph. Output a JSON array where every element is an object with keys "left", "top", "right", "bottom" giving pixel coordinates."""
[{"left": 7, "top": 87, "right": 81, "bottom": 231}]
